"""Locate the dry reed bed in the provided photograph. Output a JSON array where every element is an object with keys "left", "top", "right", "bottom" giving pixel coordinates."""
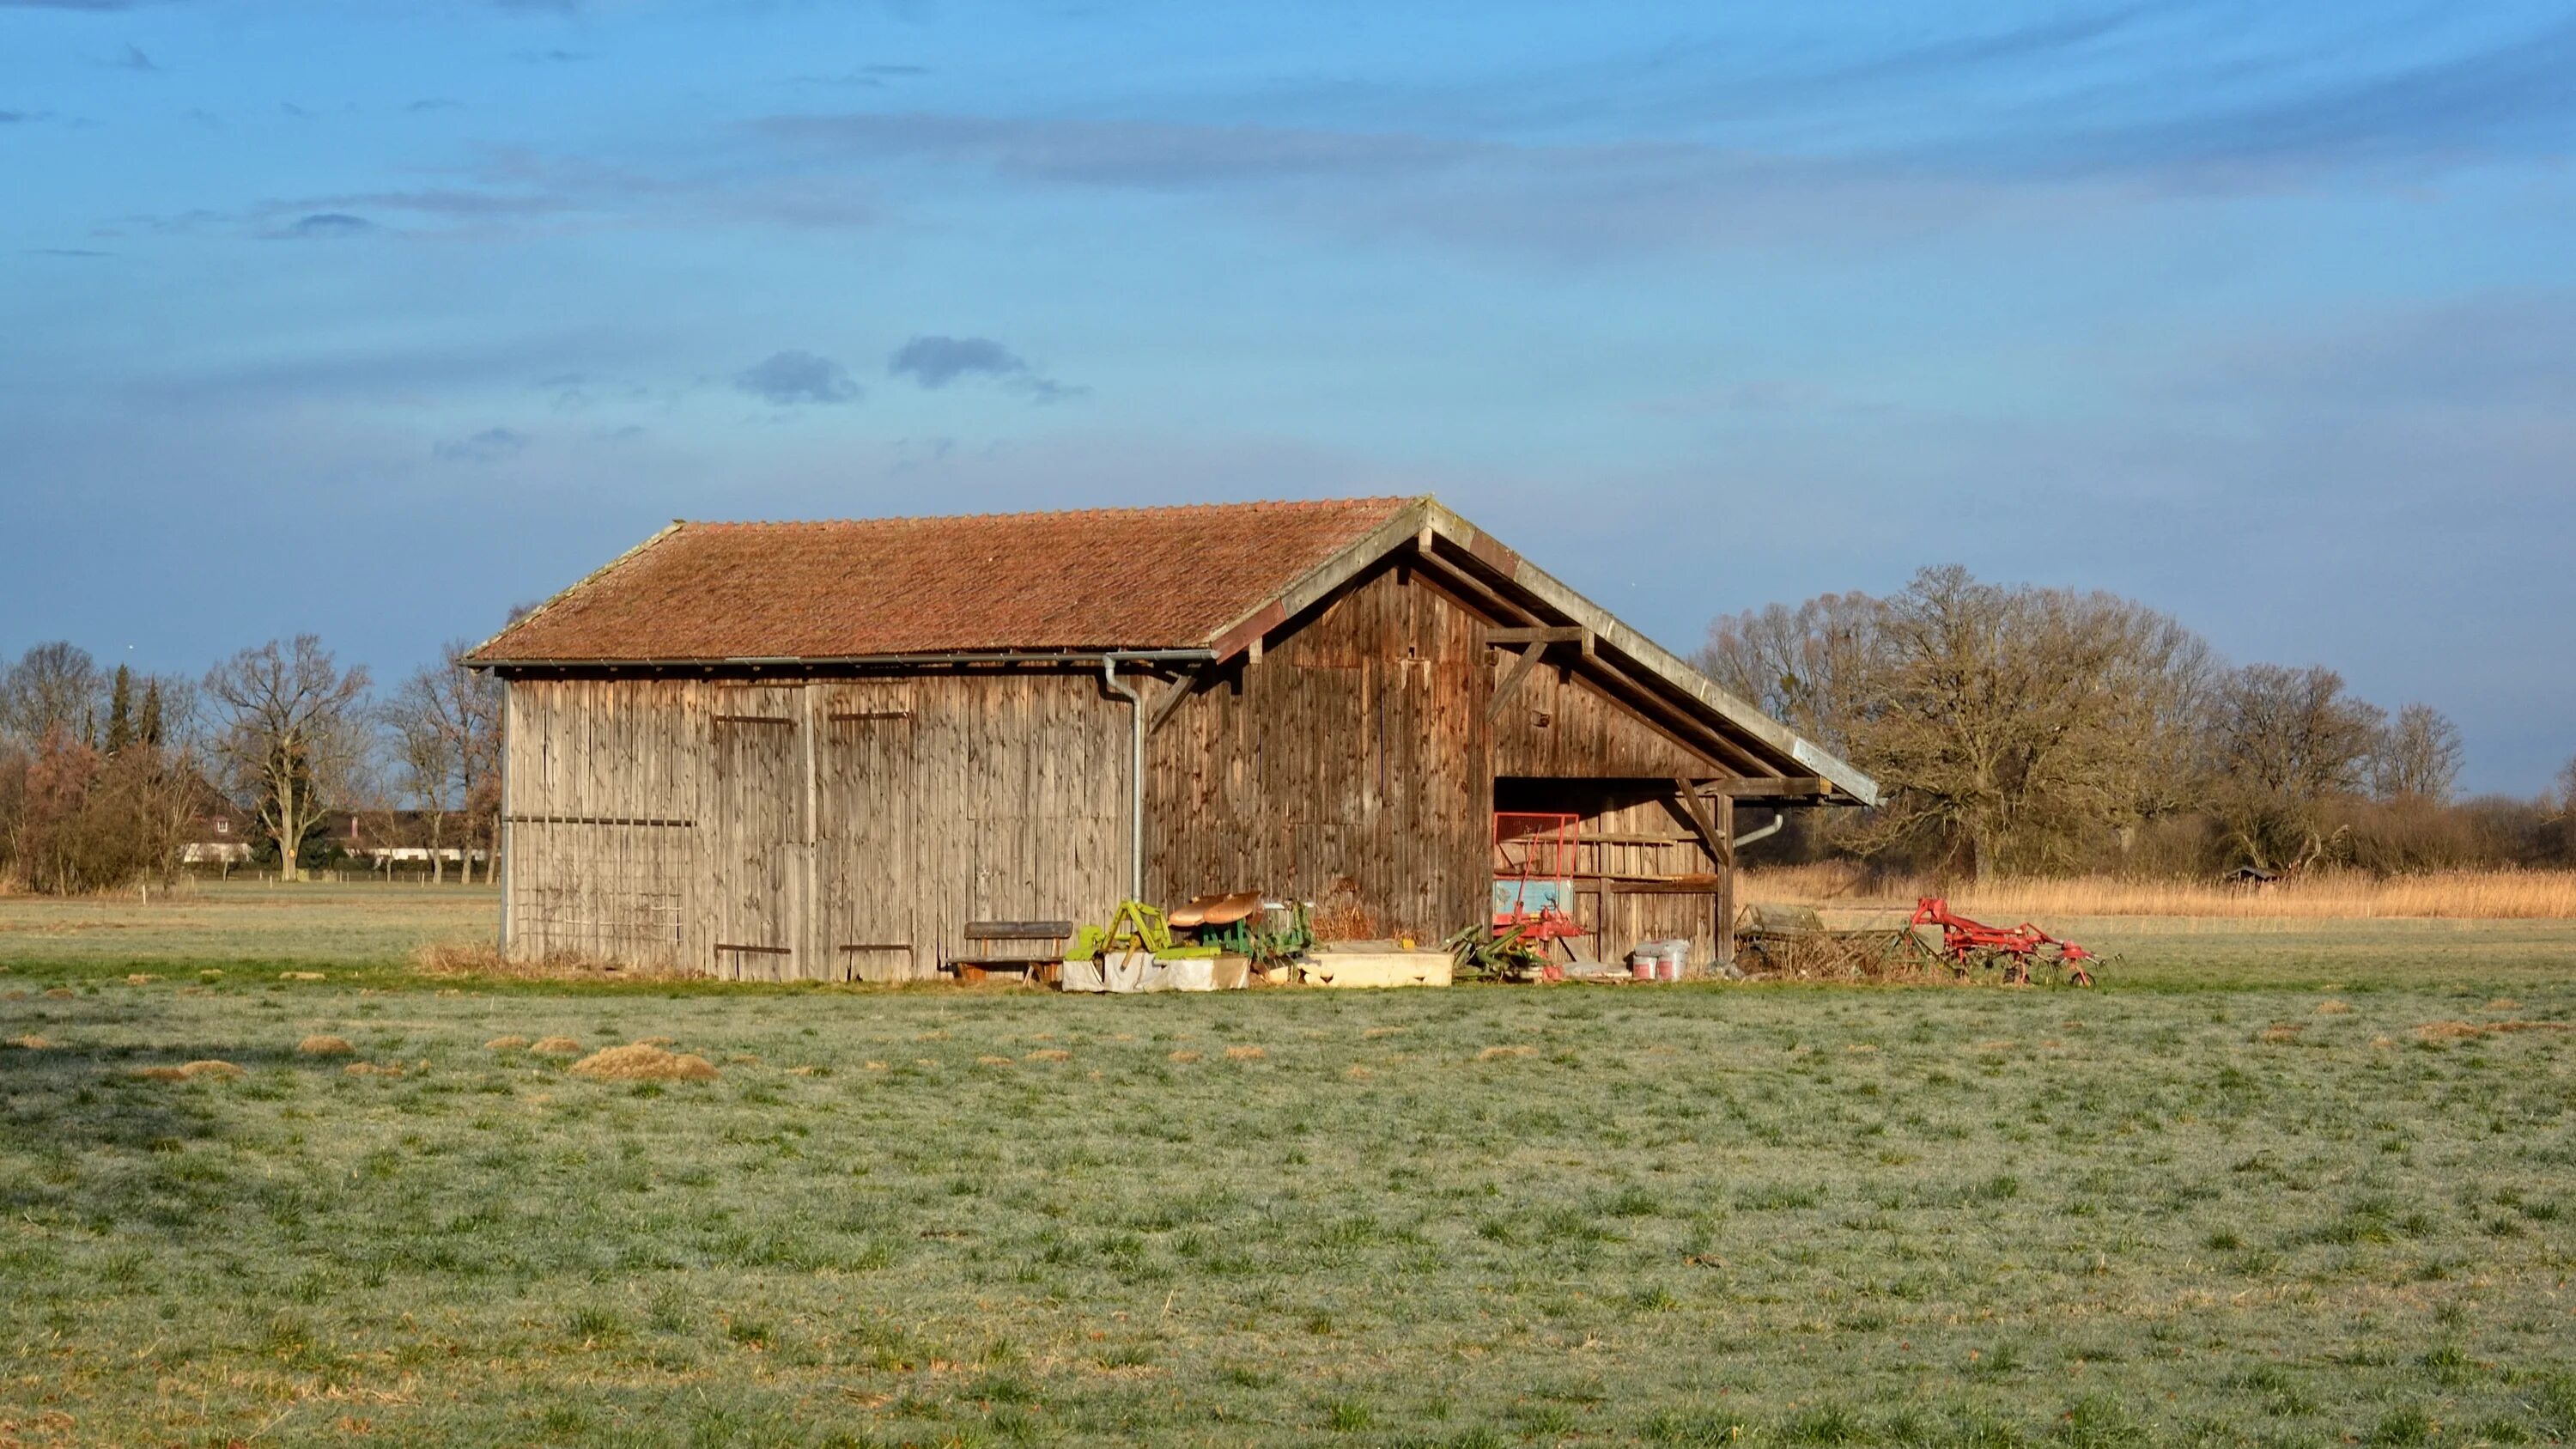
[{"left": 1741, "top": 864, "right": 2576, "bottom": 919}]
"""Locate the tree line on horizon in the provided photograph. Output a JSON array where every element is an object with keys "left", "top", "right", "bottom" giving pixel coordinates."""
[
  {"left": 1698, "top": 565, "right": 2576, "bottom": 882},
  {"left": 0, "top": 636, "right": 498, "bottom": 893}
]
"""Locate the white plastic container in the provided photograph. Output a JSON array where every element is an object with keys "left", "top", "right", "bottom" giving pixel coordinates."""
[{"left": 1103, "top": 950, "right": 1153, "bottom": 993}]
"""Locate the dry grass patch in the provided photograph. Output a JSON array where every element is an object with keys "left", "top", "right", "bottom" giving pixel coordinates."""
[
  {"left": 124, "top": 973, "right": 157, "bottom": 985},
  {"left": 975, "top": 1055, "right": 1017, "bottom": 1067},
  {"left": 2421, "top": 1018, "right": 2574, "bottom": 1041},
  {"left": 1476, "top": 1044, "right": 1536, "bottom": 1061},
  {"left": 2258, "top": 1024, "right": 2304, "bottom": 1044},
  {"left": 1025, "top": 1048, "right": 1072, "bottom": 1062},
  {"left": 344, "top": 1062, "right": 404, "bottom": 1078},
  {"left": 2487, "top": 998, "right": 2523, "bottom": 1012},
  {"left": 1223, "top": 1044, "right": 1267, "bottom": 1062},
  {"left": 1169, "top": 1050, "right": 1202, "bottom": 1063},
  {"left": 414, "top": 941, "right": 682, "bottom": 981},
  {"left": 485, "top": 1035, "right": 529, "bottom": 1050},
  {"left": 277, "top": 971, "right": 325, "bottom": 982},
  {"left": 1362, "top": 1026, "right": 1408, "bottom": 1039},
  {"left": 529, "top": 1036, "right": 582, "bottom": 1056},
  {"left": 2315, "top": 1000, "right": 2354, "bottom": 1014},
  {"left": 134, "top": 1060, "right": 244, "bottom": 1082},
  {"left": 1742, "top": 861, "right": 2576, "bottom": 919},
  {"left": 297, "top": 1034, "right": 355, "bottom": 1057},
  {"left": 8, "top": 1033, "right": 52, "bottom": 1050},
  {"left": 567, "top": 1043, "right": 719, "bottom": 1082}
]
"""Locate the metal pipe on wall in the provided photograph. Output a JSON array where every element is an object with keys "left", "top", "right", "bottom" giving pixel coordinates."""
[
  {"left": 1100, "top": 655, "right": 1144, "bottom": 900},
  {"left": 1735, "top": 810, "right": 1785, "bottom": 849}
]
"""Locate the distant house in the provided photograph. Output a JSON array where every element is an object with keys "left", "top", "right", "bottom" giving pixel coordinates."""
[
  {"left": 468, "top": 496, "right": 1877, "bottom": 980},
  {"left": 179, "top": 793, "right": 256, "bottom": 867},
  {"left": 322, "top": 811, "right": 486, "bottom": 868}
]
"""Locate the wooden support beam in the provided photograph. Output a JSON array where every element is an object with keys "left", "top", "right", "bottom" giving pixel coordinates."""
[
  {"left": 1486, "top": 643, "right": 1548, "bottom": 721},
  {"left": 1698, "top": 776, "right": 1836, "bottom": 800},
  {"left": 1412, "top": 545, "right": 1546, "bottom": 629},
  {"left": 1672, "top": 777, "right": 1729, "bottom": 869},
  {"left": 1712, "top": 792, "right": 1736, "bottom": 971},
  {"left": 1583, "top": 660, "right": 1771, "bottom": 776},
  {"left": 1144, "top": 671, "right": 1197, "bottom": 735},
  {"left": 1483, "top": 625, "right": 1587, "bottom": 645}
]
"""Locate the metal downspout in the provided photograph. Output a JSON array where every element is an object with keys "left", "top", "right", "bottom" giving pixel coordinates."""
[
  {"left": 1101, "top": 655, "right": 1144, "bottom": 900},
  {"left": 1735, "top": 810, "right": 1785, "bottom": 850}
]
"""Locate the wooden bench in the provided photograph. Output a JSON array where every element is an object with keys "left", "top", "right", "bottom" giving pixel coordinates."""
[{"left": 947, "top": 920, "right": 1075, "bottom": 983}]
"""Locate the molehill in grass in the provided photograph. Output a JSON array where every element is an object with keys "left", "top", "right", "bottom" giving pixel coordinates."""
[{"left": 568, "top": 1043, "right": 719, "bottom": 1081}]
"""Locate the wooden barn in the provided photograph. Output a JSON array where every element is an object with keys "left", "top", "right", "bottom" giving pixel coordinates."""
[{"left": 467, "top": 496, "right": 1876, "bottom": 980}]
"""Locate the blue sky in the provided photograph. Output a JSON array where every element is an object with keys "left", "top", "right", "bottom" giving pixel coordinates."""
[{"left": 3, "top": 1, "right": 2571, "bottom": 793}]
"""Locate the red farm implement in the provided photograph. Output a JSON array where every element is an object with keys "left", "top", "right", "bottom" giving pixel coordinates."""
[{"left": 1909, "top": 897, "right": 2097, "bottom": 986}]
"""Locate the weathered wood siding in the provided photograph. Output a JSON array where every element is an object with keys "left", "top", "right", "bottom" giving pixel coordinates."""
[
  {"left": 1492, "top": 659, "right": 1724, "bottom": 777},
  {"left": 503, "top": 678, "right": 699, "bottom": 971},
  {"left": 505, "top": 670, "right": 1127, "bottom": 981},
  {"left": 811, "top": 673, "right": 1127, "bottom": 982},
  {"left": 1146, "top": 559, "right": 1492, "bottom": 941}
]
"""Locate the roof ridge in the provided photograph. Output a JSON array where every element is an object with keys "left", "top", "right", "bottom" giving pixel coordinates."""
[{"left": 676, "top": 495, "right": 1427, "bottom": 530}]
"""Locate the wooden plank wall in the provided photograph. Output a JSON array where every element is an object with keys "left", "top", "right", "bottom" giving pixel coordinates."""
[
  {"left": 811, "top": 673, "right": 1126, "bottom": 982},
  {"left": 1492, "top": 657, "right": 1722, "bottom": 777},
  {"left": 506, "top": 670, "right": 1127, "bottom": 981},
  {"left": 1147, "top": 559, "right": 1492, "bottom": 942},
  {"left": 503, "top": 678, "right": 698, "bottom": 971}
]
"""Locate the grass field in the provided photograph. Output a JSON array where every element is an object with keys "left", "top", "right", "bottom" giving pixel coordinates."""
[{"left": 3, "top": 886, "right": 2573, "bottom": 1447}]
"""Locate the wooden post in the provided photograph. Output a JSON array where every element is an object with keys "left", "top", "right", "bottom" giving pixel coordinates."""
[
  {"left": 1711, "top": 791, "right": 1735, "bottom": 974},
  {"left": 496, "top": 678, "right": 513, "bottom": 955},
  {"left": 800, "top": 680, "right": 821, "bottom": 980},
  {"left": 1673, "top": 778, "right": 1736, "bottom": 974}
]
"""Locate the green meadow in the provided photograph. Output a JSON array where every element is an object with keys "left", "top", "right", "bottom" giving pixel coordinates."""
[{"left": 2, "top": 886, "right": 2572, "bottom": 1447}]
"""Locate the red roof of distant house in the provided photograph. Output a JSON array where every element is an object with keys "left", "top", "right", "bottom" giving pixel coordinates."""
[{"left": 469, "top": 497, "right": 1418, "bottom": 663}]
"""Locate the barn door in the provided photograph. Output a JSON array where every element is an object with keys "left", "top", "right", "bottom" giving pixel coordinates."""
[
  {"left": 816, "top": 681, "right": 916, "bottom": 982},
  {"left": 707, "top": 685, "right": 806, "bottom": 980}
]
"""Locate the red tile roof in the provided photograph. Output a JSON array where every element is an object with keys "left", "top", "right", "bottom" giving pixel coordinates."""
[{"left": 471, "top": 497, "right": 1420, "bottom": 663}]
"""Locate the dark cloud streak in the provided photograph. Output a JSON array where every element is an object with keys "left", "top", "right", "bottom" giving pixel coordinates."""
[
  {"left": 887, "top": 335, "right": 1078, "bottom": 401},
  {"left": 734, "top": 350, "right": 860, "bottom": 405}
]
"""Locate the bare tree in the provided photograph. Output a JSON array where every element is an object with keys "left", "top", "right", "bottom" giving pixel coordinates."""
[
  {"left": 203, "top": 636, "right": 372, "bottom": 883},
  {"left": 1, "top": 642, "right": 104, "bottom": 748},
  {"left": 2203, "top": 663, "right": 2385, "bottom": 870},
  {"left": 1698, "top": 591, "right": 1881, "bottom": 761},
  {"left": 384, "top": 642, "right": 503, "bottom": 884},
  {"left": 1704, "top": 569, "right": 2214, "bottom": 882},
  {"left": 1864, "top": 569, "right": 2208, "bottom": 880},
  {"left": 2372, "top": 703, "right": 2464, "bottom": 805},
  {"left": 384, "top": 673, "right": 459, "bottom": 883}
]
